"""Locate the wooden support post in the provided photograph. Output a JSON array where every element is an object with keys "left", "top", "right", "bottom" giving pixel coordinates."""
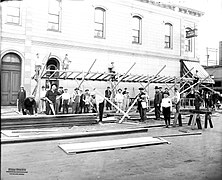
[
  {"left": 111, "top": 62, "right": 136, "bottom": 91},
  {"left": 86, "top": 82, "right": 129, "bottom": 118},
  {"left": 78, "top": 59, "right": 97, "bottom": 89},
  {"left": 191, "top": 114, "right": 197, "bottom": 130},
  {"left": 118, "top": 65, "right": 166, "bottom": 123},
  {"left": 172, "top": 113, "right": 182, "bottom": 127},
  {"left": 188, "top": 114, "right": 193, "bottom": 125},
  {"left": 180, "top": 73, "right": 212, "bottom": 95}
]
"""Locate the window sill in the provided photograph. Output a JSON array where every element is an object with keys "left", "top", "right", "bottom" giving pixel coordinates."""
[
  {"left": 6, "top": 22, "right": 22, "bottom": 26},
  {"left": 94, "top": 36, "right": 106, "bottom": 39},
  {"left": 132, "top": 42, "right": 142, "bottom": 45},
  {"left": 164, "top": 47, "right": 173, "bottom": 50},
  {"left": 47, "top": 29, "right": 61, "bottom": 33}
]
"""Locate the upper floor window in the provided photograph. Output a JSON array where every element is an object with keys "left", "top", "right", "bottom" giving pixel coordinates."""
[
  {"left": 185, "top": 28, "right": 192, "bottom": 52},
  {"left": 164, "top": 23, "right": 173, "bottom": 49},
  {"left": 94, "top": 7, "right": 106, "bottom": 38},
  {"left": 132, "top": 16, "right": 142, "bottom": 44},
  {"left": 7, "top": 2, "right": 21, "bottom": 24},
  {"left": 48, "top": 0, "right": 61, "bottom": 31}
]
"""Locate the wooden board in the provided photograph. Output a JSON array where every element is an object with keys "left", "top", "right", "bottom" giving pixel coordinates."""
[{"left": 58, "top": 136, "right": 169, "bottom": 154}]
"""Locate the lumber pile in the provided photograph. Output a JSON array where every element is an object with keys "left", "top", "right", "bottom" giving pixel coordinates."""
[{"left": 1, "top": 113, "right": 98, "bottom": 129}]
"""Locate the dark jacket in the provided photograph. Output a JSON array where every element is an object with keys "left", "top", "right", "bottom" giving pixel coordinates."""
[
  {"left": 154, "top": 92, "right": 162, "bottom": 106},
  {"left": 24, "top": 98, "right": 37, "bottom": 113},
  {"left": 194, "top": 94, "right": 203, "bottom": 108},
  {"left": 45, "top": 89, "right": 58, "bottom": 103},
  {"left": 17, "top": 90, "right": 26, "bottom": 102}
]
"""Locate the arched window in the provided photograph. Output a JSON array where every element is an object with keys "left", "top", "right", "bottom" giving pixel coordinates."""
[
  {"left": 185, "top": 27, "right": 192, "bottom": 52},
  {"left": 46, "top": 58, "right": 60, "bottom": 77},
  {"left": 132, "top": 16, "right": 142, "bottom": 44},
  {"left": 165, "top": 23, "right": 173, "bottom": 49},
  {"left": 94, "top": 7, "right": 106, "bottom": 38}
]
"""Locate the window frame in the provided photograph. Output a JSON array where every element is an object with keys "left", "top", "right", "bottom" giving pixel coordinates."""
[
  {"left": 6, "top": 3, "right": 21, "bottom": 25},
  {"left": 47, "top": 0, "right": 62, "bottom": 32},
  {"left": 94, "top": 7, "right": 106, "bottom": 39},
  {"left": 164, "top": 23, "right": 173, "bottom": 49},
  {"left": 132, "top": 15, "right": 142, "bottom": 44},
  {"left": 185, "top": 27, "right": 193, "bottom": 52}
]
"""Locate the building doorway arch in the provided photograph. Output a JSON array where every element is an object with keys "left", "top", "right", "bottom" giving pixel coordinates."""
[
  {"left": 45, "top": 58, "right": 60, "bottom": 89},
  {"left": 1, "top": 53, "right": 22, "bottom": 105}
]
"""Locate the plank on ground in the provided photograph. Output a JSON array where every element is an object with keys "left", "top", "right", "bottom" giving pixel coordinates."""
[{"left": 59, "top": 136, "right": 169, "bottom": 154}]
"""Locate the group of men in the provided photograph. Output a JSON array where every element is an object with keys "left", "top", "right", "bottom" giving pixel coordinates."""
[
  {"left": 154, "top": 86, "right": 180, "bottom": 127},
  {"left": 17, "top": 85, "right": 37, "bottom": 115},
  {"left": 17, "top": 84, "right": 106, "bottom": 121}
]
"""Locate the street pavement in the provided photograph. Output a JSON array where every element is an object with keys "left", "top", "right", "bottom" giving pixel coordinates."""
[{"left": 1, "top": 106, "right": 222, "bottom": 180}]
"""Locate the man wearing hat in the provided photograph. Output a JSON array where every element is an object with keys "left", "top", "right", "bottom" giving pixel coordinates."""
[
  {"left": 61, "top": 88, "right": 70, "bottom": 114},
  {"left": 72, "top": 88, "right": 80, "bottom": 114},
  {"left": 194, "top": 90, "right": 203, "bottom": 110},
  {"left": 105, "top": 86, "right": 112, "bottom": 110},
  {"left": 154, "top": 86, "right": 162, "bottom": 120},
  {"left": 137, "top": 87, "right": 149, "bottom": 122},
  {"left": 84, "top": 89, "right": 91, "bottom": 113},
  {"left": 172, "top": 87, "right": 181, "bottom": 127},
  {"left": 23, "top": 94, "right": 37, "bottom": 115},
  {"left": 17, "top": 85, "right": 26, "bottom": 114},
  {"left": 115, "top": 88, "right": 124, "bottom": 113}
]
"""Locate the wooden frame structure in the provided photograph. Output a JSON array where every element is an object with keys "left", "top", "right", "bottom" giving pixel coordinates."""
[{"left": 32, "top": 58, "right": 215, "bottom": 123}]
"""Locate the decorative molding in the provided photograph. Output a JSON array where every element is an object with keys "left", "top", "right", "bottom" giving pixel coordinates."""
[
  {"left": 32, "top": 38, "right": 181, "bottom": 60},
  {"left": 136, "top": 0, "right": 204, "bottom": 17}
]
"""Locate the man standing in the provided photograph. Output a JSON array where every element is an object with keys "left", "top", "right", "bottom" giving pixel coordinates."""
[
  {"left": 115, "top": 88, "right": 124, "bottom": 113},
  {"left": 61, "top": 88, "right": 70, "bottom": 114},
  {"left": 154, "top": 86, "right": 162, "bottom": 120},
  {"left": 45, "top": 84, "right": 58, "bottom": 115},
  {"left": 194, "top": 90, "right": 203, "bottom": 110},
  {"left": 84, "top": 89, "right": 91, "bottom": 113},
  {"left": 105, "top": 86, "right": 112, "bottom": 110},
  {"left": 39, "top": 85, "right": 47, "bottom": 114},
  {"left": 172, "top": 87, "right": 181, "bottom": 127},
  {"left": 96, "top": 92, "right": 105, "bottom": 124},
  {"left": 23, "top": 95, "right": 37, "bottom": 115},
  {"left": 137, "top": 87, "right": 148, "bottom": 122},
  {"left": 72, "top": 88, "right": 80, "bottom": 114},
  {"left": 57, "top": 86, "right": 64, "bottom": 113},
  {"left": 17, "top": 85, "right": 26, "bottom": 114}
]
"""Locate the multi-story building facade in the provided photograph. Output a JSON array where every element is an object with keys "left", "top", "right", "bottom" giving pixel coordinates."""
[{"left": 0, "top": 0, "right": 208, "bottom": 105}]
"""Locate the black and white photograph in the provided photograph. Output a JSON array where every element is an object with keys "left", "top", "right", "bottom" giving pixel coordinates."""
[{"left": 1, "top": 0, "right": 222, "bottom": 179}]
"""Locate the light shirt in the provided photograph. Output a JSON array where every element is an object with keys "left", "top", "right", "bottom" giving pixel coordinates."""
[
  {"left": 96, "top": 94, "right": 104, "bottom": 104},
  {"left": 115, "top": 93, "right": 124, "bottom": 103},
  {"left": 62, "top": 92, "right": 70, "bottom": 100},
  {"left": 173, "top": 91, "right": 180, "bottom": 104},
  {"left": 161, "top": 97, "right": 172, "bottom": 111},
  {"left": 40, "top": 90, "right": 47, "bottom": 98}
]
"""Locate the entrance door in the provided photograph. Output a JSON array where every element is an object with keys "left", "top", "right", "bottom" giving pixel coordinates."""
[{"left": 1, "top": 53, "right": 21, "bottom": 105}]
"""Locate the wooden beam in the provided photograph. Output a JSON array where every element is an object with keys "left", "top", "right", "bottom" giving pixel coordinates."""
[
  {"left": 58, "top": 136, "right": 169, "bottom": 154},
  {"left": 119, "top": 65, "right": 166, "bottom": 123},
  {"left": 78, "top": 59, "right": 97, "bottom": 89}
]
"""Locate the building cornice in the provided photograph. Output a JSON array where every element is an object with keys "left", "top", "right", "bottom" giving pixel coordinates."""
[
  {"left": 32, "top": 37, "right": 181, "bottom": 61},
  {"left": 136, "top": 0, "right": 204, "bottom": 17}
]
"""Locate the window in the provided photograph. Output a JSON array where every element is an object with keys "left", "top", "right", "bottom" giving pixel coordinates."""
[
  {"left": 185, "top": 28, "right": 192, "bottom": 52},
  {"left": 7, "top": 3, "right": 20, "bottom": 24},
  {"left": 48, "top": 0, "right": 61, "bottom": 31},
  {"left": 164, "top": 23, "right": 173, "bottom": 49},
  {"left": 94, "top": 7, "right": 106, "bottom": 38},
  {"left": 132, "top": 16, "right": 142, "bottom": 44}
]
